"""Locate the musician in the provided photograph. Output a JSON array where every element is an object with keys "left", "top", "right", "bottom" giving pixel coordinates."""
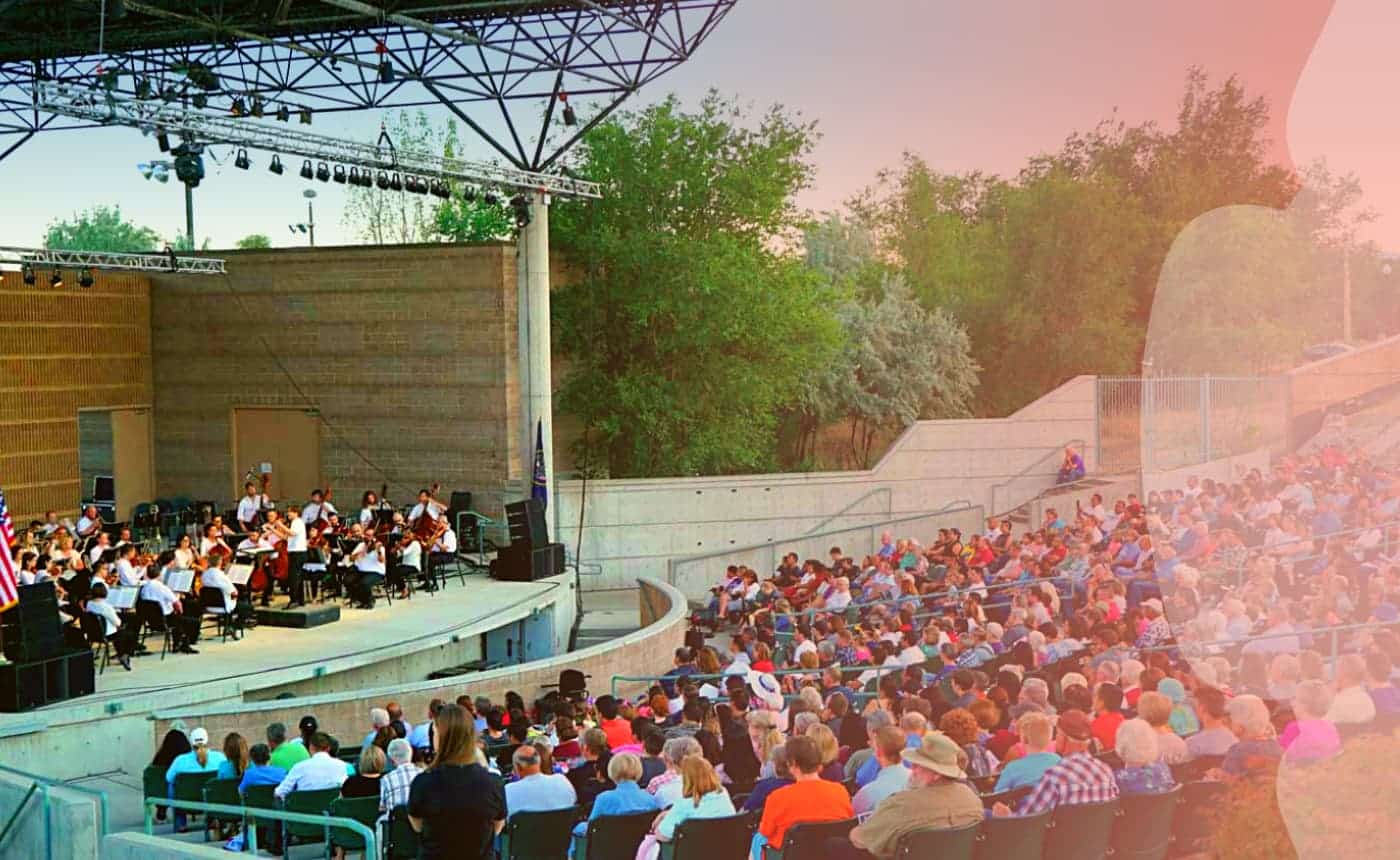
[
  {"left": 408, "top": 488, "right": 446, "bottom": 528},
  {"left": 89, "top": 560, "right": 113, "bottom": 592},
  {"left": 75, "top": 505, "right": 102, "bottom": 540},
  {"left": 40, "top": 510, "right": 62, "bottom": 536},
  {"left": 115, "top": 544, "right": 146, "bottom": 587},
  {"left": 173, "top": 534, "right": 198, "bottom": 571},
  {"left": 284, "top": 506, "right": 310, "bottom": 607},
  {"left": 200, "top": 523, "right": 232, "bottom": 558},
  {"left": 17, "top": 551, "right": 39, "bottom": 586},
  {"left": 139, "top": 557, "right": 200, "bottom": 654},
  {"left": 114, "top": 526, "right": 135, "bottom": 552},
  {"left": 210, "top": 515, "right": 236, "bottom": 538},
  {"left": 301, "top": 489, "right": 337, "bottom": 527},
  {"left": 429, "top": 525, "right": 458, "bottom": 584},
  {"left": 85, "top": 582, "right": 136, "bottom": 670},
  {"left": 347, "top": 534, "right": 386, "bottom": 609},
  {"left": 48, "top": 534, "right": 83, "bottom": 570},
  {"left": 359, "top": 490, "right": 380, "bottom": 528},
  {"left": 389, "top": 530, "right": 423, "bottom": 598},
  {"left": 202, "top": 552, "right": 253, "bottom": 628},
  {"left": 260, "top": 509, "right": 293, "bottom": 607},
  {"left": 237, "top": 481, "right": 269, "bottom": 532},
  {"left": 88, "top": 531, "right": 112, "bottom": 566}
]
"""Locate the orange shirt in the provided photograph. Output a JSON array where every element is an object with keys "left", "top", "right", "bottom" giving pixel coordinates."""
[
  {"left": 599, "top": 716, "right": 634, "bottom": 750},
  {"left": 759, "top": 778, "right": 854, "bottom": 848}
]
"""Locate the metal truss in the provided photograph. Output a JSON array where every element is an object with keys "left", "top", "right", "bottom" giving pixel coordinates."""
[
  {"left": 0, "top": 246, "right": 227, "bottom": 275},
  {"left": 0, "top": 1, "right": 739, "bottom": 170},
  {"left": 36, "top": 81, "right": 603, "bottom": 197}
]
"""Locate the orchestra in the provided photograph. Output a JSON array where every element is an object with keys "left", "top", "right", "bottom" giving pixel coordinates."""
[{"left": 5, "top": 479, "right": 476, "bottom": 674}]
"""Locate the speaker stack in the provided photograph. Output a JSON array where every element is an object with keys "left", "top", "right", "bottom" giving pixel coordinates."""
[
  {"left": 0, "top": 581, "right": 96, "bottom": 712},
  {"left": 490, "top": 499, "right": 566, "bottom": 582}
]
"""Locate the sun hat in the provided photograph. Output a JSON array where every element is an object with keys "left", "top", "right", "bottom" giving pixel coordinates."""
[
  {"left": 747, "top": 671, "right": 785, "bottom": 711},
  {"left": 901, "top": 731, "right": 967, "bottom": 780}
]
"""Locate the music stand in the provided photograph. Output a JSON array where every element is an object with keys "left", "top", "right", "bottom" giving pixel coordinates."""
[
  {"left": 109, "top": 586, "right": 139, "bottom": 610},
  {"left": 227, "top": 564, "right": 254, "bottom": 586},
  {"left": 165, "top": 569, "right": 196, "bottom": 593}
]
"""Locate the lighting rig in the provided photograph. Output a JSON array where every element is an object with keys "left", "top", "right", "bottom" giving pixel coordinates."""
[
  {"left": 33, "top": 81, "right": 601, "bottom": 202},
  {"left": 1, "top": 246, "right": 227, "bottom": 289}
]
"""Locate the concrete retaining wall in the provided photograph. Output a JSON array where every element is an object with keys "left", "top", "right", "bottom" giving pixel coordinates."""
[
  {"left": 0, "top": 769, "right": 103, "bottom": 860},
  {"left": 102, "top": 833, "right": 231, "bottom": 860}
]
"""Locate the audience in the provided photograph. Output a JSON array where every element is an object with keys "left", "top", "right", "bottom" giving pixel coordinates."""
[{"left": 754, "top": 735, "right": 853, "bottom": 859}]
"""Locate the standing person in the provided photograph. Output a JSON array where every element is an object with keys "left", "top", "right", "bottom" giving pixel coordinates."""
[
  {"left": 237, "top": 481, "right": 268, "bottom": 533},
  {"left": 166, "top": 728, "right": 228, "bottom": 832},
  {"left": 284, "top": 505, "right": 309, "bottom": 607},
  {"left": 407, "top": 704, "right": 506, "bottom": 860}
]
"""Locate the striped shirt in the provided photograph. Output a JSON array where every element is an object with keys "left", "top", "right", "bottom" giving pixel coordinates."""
[{"left": 1014, "top": 753, "right": 1119, "bottom": 816}]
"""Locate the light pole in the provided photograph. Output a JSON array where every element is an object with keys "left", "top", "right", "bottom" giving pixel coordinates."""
[{"left": 289, "top": 188, "right": 317, "bottom": 246}]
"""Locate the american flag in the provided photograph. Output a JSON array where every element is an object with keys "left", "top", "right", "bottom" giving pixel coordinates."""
[{"left": 0, "top": 489, "right": 17, "bottom": 610}]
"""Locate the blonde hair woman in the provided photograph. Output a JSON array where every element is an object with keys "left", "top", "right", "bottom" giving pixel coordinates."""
[
  {"left": 636, "top": 756, "right": 735, "bottom": 860},
  {"left": 805, "top": 724, "right": 843, "bottom": 782}
]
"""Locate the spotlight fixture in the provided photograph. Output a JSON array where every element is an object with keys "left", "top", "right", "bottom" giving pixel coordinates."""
[
  {"left": 464, "top": 186, "right": 477, "bottom": 202},
  {"left": 333, "top": 165, "right": 347, "bottom": 184},
  {"left": 269, "top": 155, "right": 284, "bottom": 175},
  {"left": 559, "top": 92, "right": 577, "bottom": 127},
  {"left": 377, "top": 59, "right": 394, "bottom": 84},
  {"left": 156, "top": 129, "right": 170, "bottom": 152},
  {"left": 191, "top": 92, "right": 207, "bottom": 109},
  {"left": 389, "top": 172, "right": 403, "bottom": 192},
  {"left": 375, "top": 170, "right": 389, "bottom": 190},
  {"left": 50, "top": 270, "right": 64, "bottom": 288},
  {"left": 276, "top": 104, "right": 290, "bottom": 122},
  {"left": 21, "top": 262, "right": 35, "bottom": 286},
  {"left": 315, "top": 161, "right": 330, "bottom": 182},
  {"left": 348, "top": 166, "right": 361, "bottom": 186},
  {"left": 251, "top": 96, "right": 264, "bottom": 118},
  {"left": 511, "top": 193, "right": 531, "bottom": 229},
  {"left": 299, "top": 106, "right": 312, "bottom": 125},
  {"left": 230, "top": 97, "right": 246, "bottom": 117},
  {"left": 299, "top": 159, "right": 314, "bottom": 180},
  {"left": 134, "top": 78, "right": 151, "bottom": 99},
  {"left": 234, "top": 148, "right": 250, "bottom": 170},
  {"left": 429, "top": 180, "right": 451, "bottom": 199},
  {"left": 78, "top": 267, "right": 94, "bottom": 288},
  {"left": 172, "top": 143, "right": 206, "bottom": 188}
]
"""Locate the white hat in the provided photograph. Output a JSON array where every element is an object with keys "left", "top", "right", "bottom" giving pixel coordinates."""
[
  {"left": 747, "top": 671, "right": 784, "bottom": 711},
  {"left": 1142, "top": 598, "right": 1165, "bottom": 615},
  {"left": 190, "top": 727, "right": 209, "bottom": 745}
]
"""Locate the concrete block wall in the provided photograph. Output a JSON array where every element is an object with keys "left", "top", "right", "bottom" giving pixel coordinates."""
[
  {"left": 558, "top": 376, "right": 1098, "bottom": 595},
  {"left": 149, "top": 243, "right": 521, "bottom": 516}
]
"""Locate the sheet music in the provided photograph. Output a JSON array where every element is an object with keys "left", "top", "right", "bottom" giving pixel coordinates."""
[
  {"left": 165, "top": 569, "right": 196, "bottom": 593},
  {"left": 227, "top": 563, "right": 254, "bottom": 585},
  {"left": 109, "top": 586, "right": 139, "bottom": 610}
]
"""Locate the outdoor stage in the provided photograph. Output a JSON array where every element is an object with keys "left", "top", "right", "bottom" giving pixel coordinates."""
[{"left": 0, "top": 571, "right": 577, "bottom": 781}]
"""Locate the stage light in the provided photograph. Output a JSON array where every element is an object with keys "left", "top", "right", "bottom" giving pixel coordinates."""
[
  {"left": 21, "top": 262, "right": 34, "bottom": 286},
  {"left": 378, "top": 59, "right": 394, "bottom": 84},
  {"left": 173, "top": 143, "right": 205, "bottom": 187},
  {"left": 101, "top": 68, "right": 120, "bottom": 92},
  {"left": 156, "top": 129, "right": 170, "bottom": 152},
  {"left": 232, "top": 148, "right": 249, "bottom": 170},
  {"left": 389, "top": 172, "right": 403, "bottom": 192},
  {"left": 563, "top": 103, "right": 577, "bottom": 127},
  {"left": 150, "top": 162, "right": 171, "bottom": 183},
  {"left": 430, "top": 180, "right": 450, "bottom": 199},
  {"left": 333, "top": 165, "right": 347, "bottom": 184},
  {"left": 299, "top": 107, "right": 312, "bottom": 125},
  {"left": 511, "top": 193, "right": 531, "bottom": 229},
  {"left": 50, "top": 270, "right": 64, "bottom": 288},
  {"left": 134, "top": 78, "right": 151, "bottom": 99},
  {"left": 78, "top": 267, "right": 94, "bottom": 288},
  {"left": 251, "top": 96, "right": 264, "bottom": 118},
  {"left": 191, "top": 92, "right": 207, "bottom": 109},
  {"left": 299, "top": 159, "right": 313, "bottom": 180},
  {"left": 375, "top": 171, "right": 390, "bottom": 190},
  {"left": 230, "top": 97, "right": 246, "bottom": 117},
  {"left": 269, "top": 155, "right": 284, "bottom": 175},
  {"left": 464, "top": 186, "right": 477, "bottom": 202},
  {"left": 315, "top": 161, "right": 330, "bottom": 182},
  {"left": 137, "top": 161, "right": 153, "bottom": 179},
  {"left": 348, "top": 167, "right": 361, "bottom": 186},
  {"left": 276, "top": 104, "right": 290, "bottom": 123}
]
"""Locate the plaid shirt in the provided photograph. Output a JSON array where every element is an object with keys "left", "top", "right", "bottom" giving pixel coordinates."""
[
  {"left": 379, "top": 763, "right": 422, "bottom": 813},
  {"left": 1015, "top": 753, "right": 1119, "bottom": 816}
]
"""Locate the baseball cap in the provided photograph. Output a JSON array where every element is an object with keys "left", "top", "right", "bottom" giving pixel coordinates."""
[{"left": 189, "top": 727, "right": 209, "bottom": 745}]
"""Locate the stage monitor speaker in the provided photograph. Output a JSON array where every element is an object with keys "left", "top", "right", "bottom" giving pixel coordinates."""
[
  {"left": 505, "top": 499, "right": 548, "bottom": 547},
  {"left": 490, "top": 542, "right": 565, "bottom": 582},
  {"left": 1, "top": 582, "right": 65, "bottom": 662}
]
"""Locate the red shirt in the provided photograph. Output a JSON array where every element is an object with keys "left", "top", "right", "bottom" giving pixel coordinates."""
[
  {"left": 599, "top": 716, "right": 634, "bottom": 750},
  {"left": 1091, "top": 711, "right": 1124, "bottom": 752}
]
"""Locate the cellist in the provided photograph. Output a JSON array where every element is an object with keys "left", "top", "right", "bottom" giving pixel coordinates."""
[
  {"left": 300, "top": 488, "right": 337, "bottom": 539},
  {"left": 259, "top": 509, "right": 293, "bottom": 607}
]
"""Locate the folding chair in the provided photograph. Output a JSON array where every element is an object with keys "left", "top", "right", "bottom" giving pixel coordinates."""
[
  {"left": 201, "top": 778, "right": 242, "bottom": 842},
  {"left": 895, "top": 821, "right": 980, "bottom": 859},
  {"left": 764, "top": 817, "right": 857, "bottom": 859},
  {"left": 281, "top": 786, "right": 341, "bottom": 854},
  {"left": 582, "top": 810, "right": 656, "bottom": 860},
  {"left": 660, "top": 812, "right": 757, "bottom": 860},
  {"left": 503, "top": 806, "right": 581, "bottom": 860},
  {"left": 975, "top": 809, "right": 1049, "bottom": 860},
  {"left": 79, "top": 612, "right": 112, "bottom": 674},
  {"left": 1111, "top": 786, "right": 1181, "bottom": 860},
  {"left": 383, "top": 804, "right": 421, "bottom": 859},
  {"left": 136, "top": 598, "right": 172, "bottom": 660},
  {"left": 1044, "top": 799, "right": 1119, "bottom": 860},
  {"left": 328, "top": 795, "right": 382, "bottom": 856},
  {"left": 198, "top": 586, "right": 239, "bottom": 642}
]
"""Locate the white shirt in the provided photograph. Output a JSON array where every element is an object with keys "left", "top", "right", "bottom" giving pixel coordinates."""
[
  {"left": 400, "top": 540, "right": 422, "bottom": 572},
  {"left": 503, "top": 773, "right": 577, "bottom": 818},
  {"left": 88, "top": 543, "right": 108, "bottom": 565},
  {"left": 116, "top": 558, "right": 144, "bottom": 587},
  {"left": 408, "top": 500, "right": 445, "bottom": 522},
  {"left": 898, "top": 645, "right": 927, "bottom": 667},
  {"left": 793, "top": 639, "right": 817, "bottom": 662},
  {"left": 19, "top": 569, "right": 37, "bottom": 586},
  {"left": 236, "top": 495, "right": 264, "bottom": 526},
  {"left": 432, "top": 528, "right": 457, "bottom": 554},
  {"left": 41, "top": 522, "right": 60, "bottom": 535},
  {"left": 353, "top": 543, "right": 385, "bottom": 575},
  {"left": 139, "top": 578, "right": 180, "bottom": 615},
  {"left": 202, "top": 568, "right": 237, "bottom": 611},
  {"left": 200, "top": 537, "right": 226, "bottom": 556},
  {"left": 286, "top": 518, "right": 308, "bottom": 552},
  {"left": 275, "top": 751, "right": 348, "bottom": 799},
  {"left": 1327, "top": 686, "right": 1377, "bottom": 725},
  {"left": 174, "top": 548, "right": 196, "bottom": 570},
  {"left": 825, "top": 590, "right": 852, "bottom": 611},
  {"left": 301, "top": 501, "right": 338, "bottom": 523},
  {"left": 86, "top": 598, "right": 123, "bottom": 637},
  {"left": 76, "top": 516, "right": 98, "bottom": 536},
  {"left": 359, "top": 507, "right": 375, "bottom": 527}
]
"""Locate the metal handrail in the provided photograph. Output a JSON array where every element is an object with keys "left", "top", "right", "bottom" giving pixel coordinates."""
[
  {"left": 611, "top": 661, "right": 906, "bottom": 700},
  {"left": 142, "top": 797, "right": 376, "bottom": 857},
  {"left": 802, "top": 487, "right": 894, "bottom": 537},
  {"left": 777, "top": 574, "right": 1074, "bottom": 623},
  {"left": 1144, "top": 620, "right": 1399, "bottom": 666},
  {"left": 988, "top": 438, "right": 1086, "bottom": 516},
  {"left": 0, "top": 762, "right": 111, "bottom": 860}
]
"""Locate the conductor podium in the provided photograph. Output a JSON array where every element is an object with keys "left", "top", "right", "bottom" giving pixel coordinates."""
[
  {"left": 0, "top": 581, "right": 95, "bottom": 712},
  {"left": 490, "top": 499, "right": 565, "bottom": 582}
]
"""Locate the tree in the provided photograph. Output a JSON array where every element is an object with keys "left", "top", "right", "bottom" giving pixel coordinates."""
[
  {"left": 552, "top": 93, "right": 841, "bottom": 477},
  {"left": 44, "top": 205, "right": 161, "bottom": 252},
  {"left": 235, "top": 233, "right": 272, "bottom": 249},
  {"left": 342, "top": 109, "right": 461, "bottom": 244},
  {"left": 432, "top": 194, "right": 514, "bottom": 242},
  {"left": 170, "top": 232, "right": 211, "bottom": 252}
]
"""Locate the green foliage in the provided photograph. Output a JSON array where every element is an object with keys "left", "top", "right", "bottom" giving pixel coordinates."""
[
  {"left": 342, "top": 109, "right": 461, "bottom": 244},
  {"left": 170, "top": 232, "right": 211, "bottom": 252},
  {"left": 552, "top": 93, "right": 839, "bottom": 477},
  {"left": 431, "top": 194, "right": 514, "bottom": 243},
  {"left": 235, "top": 233, "right": 272, "bottom": 249},
  {"left": 43, "top": 205, "right": 161, "bottom": 253}
]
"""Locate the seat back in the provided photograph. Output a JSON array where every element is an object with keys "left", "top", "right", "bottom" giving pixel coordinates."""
[
  {"left": 1044, "top": 799, "right": 1118, "bottom": 860},
  {"left": 328, "top": 795, "right": 382, "bottom": 849},
  {"left": 780, "top": 817, "right": 857, "bottom": 858},
  {"left": 585, "top": 810, "right": 656, "bottom": 860},
  {"left": 283, "top": 787, "right": 341, "bottom": 841},
  {"left": 198, "top": 586, "right": 225, "bottom": 611},
  {"left": 505, "top": 806, "right": 581, "bottom": 859},
  {"left": 172, "top": 771, "right": 216, "bottom": 803},
  {"left": 1170, "top": 781, "right": 1227, "bottom": 857},
  {"left": 79, "top": 611, "right": 106, "bottom": 646},
  {"left": 136, "top": 599, "right": 167, "bottom": 632},
  {"left": 974, "top": 810, "right": 1049, "bottom": 860},
  {"left": 241, "top": 784, "right": 277, "bottom": 809},
  {"left": 141, "top": 765, "right": 167, "bottom": 801},
  {"left": 202, "top": 778, "right": 243, "bottom": 825},
  {"left": 1111, "top": 786, "right": 1181, "bottom": 860},
  {"left": 384, "top": 804, "right": 421, "bottom": 859},
  {"left": 669, "top": 812, "right": 757, "bottom": 860},
  {"left": 895, "top": 822, "right": 980, "bottom": 860}
]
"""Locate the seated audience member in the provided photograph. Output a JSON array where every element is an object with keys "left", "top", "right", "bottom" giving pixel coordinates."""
[
  {"left": 992, "top": 712, "right": 1060, "bottom": 792},
  {"left": 362, "top": 707, "right": 391, "bottom": 750},
  {"left": 238, "top": 743, "right": 287, "bottom": 796},
  {"left": 641, "top": 756, "right": 735, "bottom": 860},
  {"left": 217, "top": 732, "right": 250, "bottom": 781},
  {"left": 744, "top": 744, "right": 796, "bottom": 814},
  {"left": 1366, "top": 650, "right": 1400, "bottom": 715},
  {"left": 275, "top": 732, "right": 348, "bottom": 800},
  {"left": 754, "top": 735, "right": 854, "bottom": 859},
  {"left": 844, "top": 710, "right": 894, "bottom": 783},
  {"left": 341, "top": 745, "right": 386, "bottom": 797},
  {"left": 571, "top": 753, "right": 660, "bottom": 846},
  {"left": 1280, "top": 680, "right": 1342, "bottom": 764},
  {"left": 165, "top": 728, "right": 227, "bottom": 832},
  {"left": 851, "top": 726, "right": 911, "bottom": 816},
  {"left": 638, "top": 729, "right": 667, "bottom": 787},
  {"left": 1112, "top": 718, "right": 1175, "bottom": 795},
  {"left": 992, "top": 710, "right": 1119, "bottom": 817},
  {"left": 407, "top": 700, "right": 443, "bottom": 750},
  {"left": 1090, "top": 683, "right": 1125, "bottom": 752},
  {"left": 407, "top": 703, "right": 506, "bottom": 860},
  {"left": 647, "top": 737, "right": 700, "bottom": 806},
  {"left": 807, "top": 724, "right": 845, "bottom": 782},
  {"left": 596, "top": 696, "right": 635, "bottom": 749},
  {"left": 938, "top": 708, "right": 998, "bottom": 779},
  {"left": 268, "top": 721, "right": 310, "bottom": 772},
  {"left": 1136, "top": 692, "right": 1191, "bottom": 765},
  {"left": 831, "top": 732, "right": 983, "bottom": 860},
  {"left": 379, "top": 738, "right": 421, "bottom": 815},
  {"left": 565, "top": 727, "right": 615, "bottom": 811},
  {"left": 1326, "top": 653, "right": 1377, "bottom": 726},
  {"left": 1219, "top": 695, "right": 1284, "bottom": 778},
  {"left": 1155, "top": 678, "right": 1201, "bottom": 736},
  {"left": 504, "top": 743, "right": 577, "bottom": 817}
]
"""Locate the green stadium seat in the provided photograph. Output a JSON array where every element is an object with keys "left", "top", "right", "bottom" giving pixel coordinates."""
[
  {"left": 1111, "top": 786, "right": 1181, "bottom": 860},
  {"left": 974, "top": 809, "right": 1049, "bottom": 860},
  {"left": 894, "top": 821, "right": 980, "bottom": 859},
  {"left": 1044, "top": 799, "right": 1118, "bottom": 860}
]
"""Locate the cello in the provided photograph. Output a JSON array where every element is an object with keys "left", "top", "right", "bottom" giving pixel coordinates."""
[
  {"left": 411, "top": 482, "right": 448, "bottom": 548},
  {"left": 308, "top": 485, "right": 334, "bottom": 550}
]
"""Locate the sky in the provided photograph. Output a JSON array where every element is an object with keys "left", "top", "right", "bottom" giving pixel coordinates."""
[{"left": 7, "top": 0, "right": 1392, "bottom": 252}]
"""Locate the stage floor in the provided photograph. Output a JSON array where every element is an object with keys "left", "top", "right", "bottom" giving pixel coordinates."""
[{"left": 1, "top": 571, "right": 567, "bottom": 730}]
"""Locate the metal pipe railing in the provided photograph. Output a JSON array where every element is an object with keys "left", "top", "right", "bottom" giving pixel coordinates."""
[
  {"left": 0, "top": 762, "right": 111, "bottom": 860},
  {"left": 142, "top": 797, "right": 376, "bottom": 857},
  {"left": 611, "top": 661, "right": 906, "bottom": 701}
]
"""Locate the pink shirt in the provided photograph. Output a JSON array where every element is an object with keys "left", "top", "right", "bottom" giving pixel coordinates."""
[{"left": 1279, "top": 719, "right": 1341, "bottom": 763}]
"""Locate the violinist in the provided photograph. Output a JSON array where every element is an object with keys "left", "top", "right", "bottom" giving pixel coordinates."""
[
  {"left": 237, "top": 481, "right": 269, "bottom": 532},
  {"left": 202, "top": 552, "right": 253, "bottom": 630},
  {"left": 115, "top": 544, "right": 146, "bottom": 587},
  {"left": 140, "top": 554, "right": 200, "bottom": 654},
  {"left": 358, "top": 490, "right": 380, "bottom": 529},
  {"left": 17, "top": 551, "right": 40, "bottom": 586},
  {"left": 284, "top": 506, "right": 310, "bottom": 607},
  {"left": 87, "top": 531, "right": 112, "bottom": 567},
  {"left": 347, "top": 532, "right": 386, "bottom": 609},
  {"left": 114, "top": 526, "right": 135, "bottom": 552},
  {"left": 389, "top": 527, "right": 423, "bottom": 599}
]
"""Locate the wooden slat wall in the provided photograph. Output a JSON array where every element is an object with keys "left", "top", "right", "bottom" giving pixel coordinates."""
[{"left": 0, "top": 270, "right": 153, "bottom": 523}]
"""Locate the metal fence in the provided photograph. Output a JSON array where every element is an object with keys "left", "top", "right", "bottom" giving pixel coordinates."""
[{"left": 1096, "top": 376, "right": 1289, "bottom": 473}]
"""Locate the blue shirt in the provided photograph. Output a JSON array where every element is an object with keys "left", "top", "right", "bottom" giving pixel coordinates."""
[
  {"left": 166, "top": 750, "right": 228, "bottom": 786},
  {"left": 743, "top": 777, "right": 794, "bottom": 813},
  {"left": 657, "top": 789, "right": 734, "bottom": 840},
  {"left": 993, "top": 752, "right": 1061, "bottom": 792},
  {"left": 572, "top": 781, "right": 660, "bottom": 836},
  {"left": 238, "top": 764, "right": 288, "bottom": 795},
  {"left": 216, "top": 760, "right": 243, "bottom": 780}
]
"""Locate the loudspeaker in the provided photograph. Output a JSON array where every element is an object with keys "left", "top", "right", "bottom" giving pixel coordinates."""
[
  {"left": 0, "top": 649, "right": 94, "bottom": 712},
  {"left": 505, "top": 499, "right": 548, "bottom": 548},
  {"left": 490, "top": 542, "right": 565, "bottom": 582},
  {"left": 1, "top": 582, "right": 65, "bottom": 662}
]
